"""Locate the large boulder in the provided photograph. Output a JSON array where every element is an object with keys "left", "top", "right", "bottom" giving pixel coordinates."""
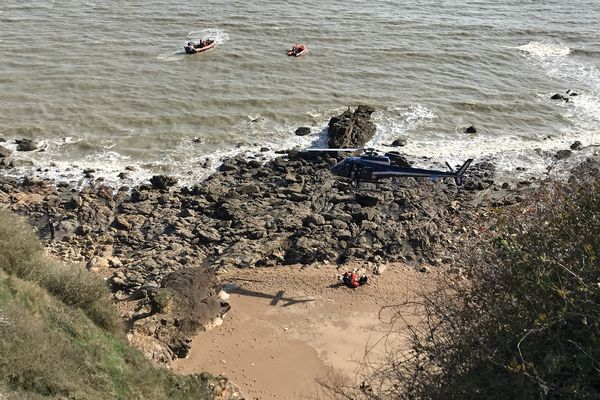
[
  {"left": 327, "top": 105, "right": 376, "bottom": 149},
  {"left": 128, "top": 267, "right": 230, "bottom": 362},
  {"left": 0, "top": 146, "right": 11, "bottom": 158},
  {"left": 16, "top": 139, "right": 37, "bottom": 152},
  {"left": 295, "top": 127, "right": 311, "bottom": 136},
  {"left": 150, "top": 175, "right": 178, "bottom": 190}
]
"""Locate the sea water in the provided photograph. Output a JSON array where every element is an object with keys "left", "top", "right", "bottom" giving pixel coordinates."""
[{"left": 1, "top": 0, "right": 599, "bottom": 185}]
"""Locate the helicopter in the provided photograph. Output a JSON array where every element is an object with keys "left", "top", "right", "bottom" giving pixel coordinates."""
[{"left": 308, "top": 148, "right": 473, "bottom": 187}]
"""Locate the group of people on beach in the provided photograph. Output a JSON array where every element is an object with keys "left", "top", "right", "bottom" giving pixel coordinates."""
[{"left": 339, "top": 269, "right": 368, "bottom": 288}]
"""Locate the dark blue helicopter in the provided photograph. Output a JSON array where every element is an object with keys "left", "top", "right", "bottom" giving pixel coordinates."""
[{"left": 311, "top": 148, "right": 473, "bottom": 186}]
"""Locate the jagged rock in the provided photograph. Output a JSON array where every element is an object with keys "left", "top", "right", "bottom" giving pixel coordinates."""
[
  {"left": 150, "top": 175, "right": 178, "bottom": 190},
  {"left": 196, "top": 227, "right": 222, "bottom": 243},
  {"left": 22, "top": 176, "right": 43, "bottom": 187},
  {"left": 0, "top": 146, "right": 11, "bottom": 158},
  {"left": 238, "top": 184, "right": 260, "bottom": 194},
  {"left": 555, "top": 149, "right": 572, "bottom": 160},
  {"left": 570, "top": 141, "right": 582, "bottom": 151},
  {"left": 66, "top": 194, "right": 83, "bottom": 209},
  {"left": 129, "top": 265, "right": 230, "bottom": 361},
  {"left": 390, "top": 138, "right": 407, "bottom": 147},
  {"left": 465, "top": 125, "right": 477, "bottom": 134},
  {"left": 373, "top": 263, "right": 386, "bottom": 275},
  {"left": 86, "top": 256, "right": 110, "bottom": 272},
  {"left": 180, "top": 208, "right": 196, "bottom": 218},
  {"left": 295, "top": 127, "right": 311, "bottom": 136},
  {"left": 16, "top": 139, "right": 37, "bottom": 152},
  {"left": 304, "top": 213, "right": 326, "bottom": 226},
  {"left": 112, "top": 215, "right": 131, "bottom": 230},
  {"left": 219, "top": 162, "right": 238, "bottom": 172},
  {"left": 551, "top": 93, "right": 569, "bottom": 102},
  {"left": 328, "top": 105, "right": 376, "bottom": 148},
  {"left": 0, "top": 157, "right": 13, "bottom": 169},
  {"left": 130, "top": 190, "right": 149, "bottom": 202},
  {"left": 75, "top": 224, "right": 91, "bottom": 236},
  {"left": 355, "top": 192, "right": 383, "bottom": 207}
]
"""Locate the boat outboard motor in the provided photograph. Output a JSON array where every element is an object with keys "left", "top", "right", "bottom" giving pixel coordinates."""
[{"left": 184, "top": 44, "right": 196, "bottom": 54}]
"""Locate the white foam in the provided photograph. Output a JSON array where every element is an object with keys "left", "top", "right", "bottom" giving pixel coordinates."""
[
  {"left": 516, "top": 40, "right": 600, "bottom": 145},
  {"left": 369, "top": 104, "right": 436, "bottom": 147},
  {"left": 54, "top": 136, "right": 82, "bottom": 146},
  {"left": 560, "top": 93, "right": 600, "bottom": 145},
  {"left": 187, "top": 28, "right": 230, "bottom": 45},
  {"left": 156, "top": 53, "right": 183, "bottom": 62},
  {"left": 362, "top": 100, "right": 600, "bottom": 181},
  {"left": 515, "top": 41, "right": 571, "bottom": 59}
]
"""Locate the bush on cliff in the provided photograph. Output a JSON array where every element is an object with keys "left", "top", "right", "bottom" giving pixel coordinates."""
[
  {"left": 337, "top": 164, "right": 600, "bottom": 399},
  {"left": 0, "top": 210, "right": 120, "bottom": 334},
  {"left": 0, "top": 211, "right": 220, "bottom": 399}
]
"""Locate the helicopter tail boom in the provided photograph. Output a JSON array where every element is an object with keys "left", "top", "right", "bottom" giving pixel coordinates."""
[{"left": 454, "top": 159, "right": 473, "bottom": 186}]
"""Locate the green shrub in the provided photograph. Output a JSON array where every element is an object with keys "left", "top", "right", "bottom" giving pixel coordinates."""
[
  {"left": 0, "top": 210, "right": 121, "bottom": 334},
  {"left": 0, "top": 210, "right": 44, "bottom": 281},
  {"left": 341, "top": 165, "right": 600, "bottom": 399},
  {"left": 0, "top": 210, "right": 221, "bottom": 399},
  {"left": 40, "top": 259, "right": 122, "bottom": 334},
  {"left": 0, "top": 271, "right": 218, "bottom": 399}
]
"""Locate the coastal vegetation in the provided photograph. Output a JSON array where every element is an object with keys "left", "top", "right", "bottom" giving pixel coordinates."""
[
  {"left": 336, "top": 160, "right": 600, "bottom": 399},
  {"left": 0, "top": 210, "right": 222, "bottom": 399}
]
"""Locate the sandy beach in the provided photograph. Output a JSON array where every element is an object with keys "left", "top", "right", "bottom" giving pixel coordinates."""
[{"left": 173, "top": 263, "right": 438, "bottom": 399}]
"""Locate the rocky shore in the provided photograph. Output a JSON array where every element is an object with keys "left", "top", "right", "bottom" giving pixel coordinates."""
[{"left": 0, "top": 106, "right": 576, "bottom": 364}]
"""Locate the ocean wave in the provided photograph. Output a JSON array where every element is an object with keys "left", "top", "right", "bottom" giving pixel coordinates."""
[
  {"left": 515, "top": 41, "right": 570, "bottom": 59},
  {"left": 571, "top": 48, "right": 600, "bottom": 57},
  {"left": 370, "top": 104, "right": 436, "bottom": 147}
]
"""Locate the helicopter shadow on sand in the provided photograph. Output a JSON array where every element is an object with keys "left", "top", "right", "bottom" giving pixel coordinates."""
[{"left": 222, "top": 282, "right": 314, "bottom": 307}]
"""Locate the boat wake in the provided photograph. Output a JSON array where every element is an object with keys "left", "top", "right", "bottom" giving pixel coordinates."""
[{"left": 187, "top": 28, "right": 229, "bottom": 45}]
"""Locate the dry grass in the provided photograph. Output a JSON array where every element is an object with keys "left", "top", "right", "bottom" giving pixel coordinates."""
[
  {"left": 0, "top": 210, "right": 120, "bottom": 334},
  {"left": 0, "top": 210, "right": 221, "bottom": 399}
]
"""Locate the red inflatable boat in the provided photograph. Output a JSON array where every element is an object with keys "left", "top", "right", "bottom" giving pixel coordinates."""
[
  {"left": 288, "top": 44, "right": 307, "bottom": 57},
  {"left": 185, "top": 40, "right": 216, "bottom": 54}
]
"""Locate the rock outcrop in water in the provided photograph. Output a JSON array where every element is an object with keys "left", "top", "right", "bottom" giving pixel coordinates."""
[
  {"left": 327, "top": 104, "right": 376, "bottom": 148},
  {"left": 15, "top": 138, "right": 38, "bottom": 152}
]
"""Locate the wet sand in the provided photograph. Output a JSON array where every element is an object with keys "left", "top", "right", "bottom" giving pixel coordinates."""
[{"left": 172, "top": 263, "right": 437, "bottom": 399}]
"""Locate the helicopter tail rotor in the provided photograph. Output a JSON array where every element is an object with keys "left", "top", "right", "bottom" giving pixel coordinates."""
[{"left": 453, "top": 159, "right": 473, "bottom": 186}]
